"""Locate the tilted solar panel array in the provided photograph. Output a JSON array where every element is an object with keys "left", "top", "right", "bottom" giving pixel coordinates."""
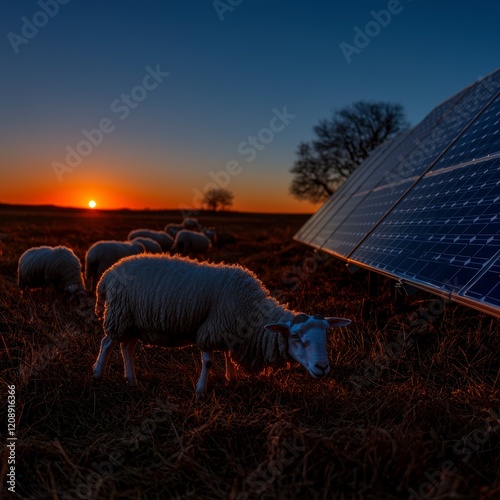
[{"left": 294, "top": 69, "right": 500, "bottom": 317}]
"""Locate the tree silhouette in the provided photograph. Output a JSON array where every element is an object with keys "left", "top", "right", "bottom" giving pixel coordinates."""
[
  {"left": 290, "top": 101, "right": 409, "bottom": 203},
  {"left": 203, "top": 188, "right": 234, "bottom": 212}
]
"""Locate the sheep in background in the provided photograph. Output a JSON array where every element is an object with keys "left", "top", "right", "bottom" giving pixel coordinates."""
[
  {"left": 18, "top": 246, "right": 86, "bottom": 304},
  {"left": 93, "top": 255, "right": 351, "bottom": 395},
  {"left": 164, "top": 223, "right": 184, "bottom": 238},
  {"left": 131, "top": 237, "right": 162, "bottom": 254},
  {"left": 127, "top": 229, "right": 173, "bottom": 252},
  {"left": 166, "top": 219, "right": 204, "bottom": 238},
  {"left": 85, "top": 240, "right": 145, "bottom": 292},
  {"left": 202, "top": 227, "right": 217, "bottom": 247},
  {"left": 172, "top": 229, "right": 211, "bottom": 256},
  {"left": 182, "top": 217, "right": 202, "bottom": 231}
]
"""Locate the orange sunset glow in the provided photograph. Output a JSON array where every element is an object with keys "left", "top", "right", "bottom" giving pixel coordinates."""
[{"left": 0, "top": 157, "right": 321, "bottom": 213}]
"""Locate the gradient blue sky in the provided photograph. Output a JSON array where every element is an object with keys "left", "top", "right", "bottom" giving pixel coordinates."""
[{"left": 0, "top": 0, "right": 498, "bottom": 212}]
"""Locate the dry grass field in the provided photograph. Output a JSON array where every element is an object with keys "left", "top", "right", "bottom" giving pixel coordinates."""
[{"left": 0, "top": 205, "right": 499, "bottom": 499}]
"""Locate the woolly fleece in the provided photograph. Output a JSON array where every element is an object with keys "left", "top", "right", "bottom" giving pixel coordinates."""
[
  {"left": 97, "top": 255, "right": 292, "bottom": 374},
  {"left": 18, "top": 245, "right": 85, "bottom": 294}
]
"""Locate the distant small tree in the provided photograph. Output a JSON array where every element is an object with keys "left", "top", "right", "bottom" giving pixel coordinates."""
[
  {"left": 290, "top": 101, "right": 410, "bottom": 203},
  {"left": 203, "top": 188, "right": 234, "bottom": 212}
]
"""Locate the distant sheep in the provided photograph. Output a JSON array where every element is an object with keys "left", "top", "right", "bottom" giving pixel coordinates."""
[
  {"left": 131, "top": 237, "right": 162, "bottom": 254},
  {"left": 202, "top": 228, "right": 217, "bottom": 246},
  {"left": 164, "top": 223, "right": 184, "bottom": 238},
  {"left": 93, "top": 255, "right": 351, "bottom": 395},
  {"left": 182, "top": 217, "right": 202, "bottom": 231},
  {"left": 172, "top": 229, "right": 211, "bottom": 256},
  {"left": 85, "top": 240, "right": 145, "bottom": 291},
  {"left": 18, "top": 246, "right": 85, "bottom": 303},
  {"left": 127, "top": 229, "right": 173, "bottom": 252}
]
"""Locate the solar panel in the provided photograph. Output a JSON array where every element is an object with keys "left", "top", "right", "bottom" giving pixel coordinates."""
[
  {"left": 462, "top": 252, "right": 500, "bottom": 308},
  {"left": 312, "top": 78, "right": 497, "bottom": 257},
  {"left": 431, "top": 93, "right": 500, "bottom": 169},
  {"left": 295, "top": 68, "right": 500, "bottom": 317},
  {"left": 351, "top": 156, "right": 500, "bottom": 292}
]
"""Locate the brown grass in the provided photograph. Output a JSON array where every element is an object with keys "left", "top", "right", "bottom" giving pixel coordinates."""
[{"left": 0, "top": 206, "right": 499, "bottom": 499}]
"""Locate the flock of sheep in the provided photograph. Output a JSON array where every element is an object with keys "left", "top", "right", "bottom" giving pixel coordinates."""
[{"left": 17, "top": 217, "right": 351, "bottom": 395}]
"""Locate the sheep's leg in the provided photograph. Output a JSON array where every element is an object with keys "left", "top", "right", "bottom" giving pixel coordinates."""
[
  {"left": 93, "top": 335, "right": 116, "bottom": 380},
  {"left": 120, "top": 338, "right": 138, "bottom": 386},
  {"left": 224, "top": 352, "right": 239, "bottom": 381},
  {"left": 196, "top": 351, "right": 213, "bottom": 396}
]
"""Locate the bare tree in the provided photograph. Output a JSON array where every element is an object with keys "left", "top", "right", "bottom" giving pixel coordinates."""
[
  {"left": 290, "top": 101, "right": 409, "bottom": 203},
  {"left": 203, "top": 188, "right": 234, "bottom": 212}
]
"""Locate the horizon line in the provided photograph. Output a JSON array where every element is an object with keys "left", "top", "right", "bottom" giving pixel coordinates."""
[{"left": 0, "top": 201, "right": 315, "bottom": 216}]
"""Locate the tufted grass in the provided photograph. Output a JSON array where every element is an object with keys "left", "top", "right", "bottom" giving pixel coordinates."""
[{"left": 0, "top": 205, "right": 499, "bottom": 499}]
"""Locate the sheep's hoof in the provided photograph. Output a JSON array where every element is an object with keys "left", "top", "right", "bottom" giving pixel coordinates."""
[{"left": 125, "top": 378, "right": 138, "bottom": 388}]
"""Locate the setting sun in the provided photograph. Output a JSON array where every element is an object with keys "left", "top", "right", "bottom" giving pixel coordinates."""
[{"left": 88, "top": 200, "right": 96, "bottom": 209}]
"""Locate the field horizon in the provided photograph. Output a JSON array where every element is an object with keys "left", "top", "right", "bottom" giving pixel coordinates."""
[
  {"left": 0, "top": 202, "right": 315, "bottom": 218},
  {"left": 1, "top": 206, "right": 499, "bottom": 499}
]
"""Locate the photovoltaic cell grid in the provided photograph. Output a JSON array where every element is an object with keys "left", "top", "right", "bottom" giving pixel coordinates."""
[
  {"left": 352, "top": 157, "right": 500, "bottom": 293},
  {"left": 351, "top": 87, "right": 500, "bottom": 311},
  {"left": 294, "top": 68, "right": 500, "bottom": 316},
  {"left": 432, "top": 92, "right": 500, "bottom": 170}
]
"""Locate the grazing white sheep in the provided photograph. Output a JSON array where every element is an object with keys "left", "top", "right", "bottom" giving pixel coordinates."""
[
  {"left": 18, "top": 246, "right": 85, "bottom": 303},
  {"left": 85, "top": 240, "right": 145, "bottom": 291},
  {"left": 164, "top": 223, "right": 184, "bottom": 238},
  {"left": 172, "top": 230, "right": 211, "bottom": 256},
  {"left": 131, "top": 237, "right": 162, "bottom": 254},
  {"left": 93, "top": 255, "right": 351, "bottom": 395},
  {"left": 127, "top": 229, "right": 173, "bottom": 252},
  {"left": 182, "top": 217, "right": 202, "bottom": 231}
]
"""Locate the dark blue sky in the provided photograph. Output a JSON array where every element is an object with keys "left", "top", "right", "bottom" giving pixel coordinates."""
[{"left": 1, "top": 0, "right": 498, "bottom": 211}]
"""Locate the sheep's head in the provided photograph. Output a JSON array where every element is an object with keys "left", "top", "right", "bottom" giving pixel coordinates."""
[
  {"left": 265, "top": 313, "right": 351, "bottom": 379},
  {"left": 65, "top": 283, "right": 87, "bottom": 306}
]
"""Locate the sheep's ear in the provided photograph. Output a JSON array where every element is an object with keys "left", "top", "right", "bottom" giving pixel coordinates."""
[
  {"left": 264, "top": 322, "right": 290, "bottom": 335},
  {"left": 326, "top": 317, "right": 351, "bottom": 328}
]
